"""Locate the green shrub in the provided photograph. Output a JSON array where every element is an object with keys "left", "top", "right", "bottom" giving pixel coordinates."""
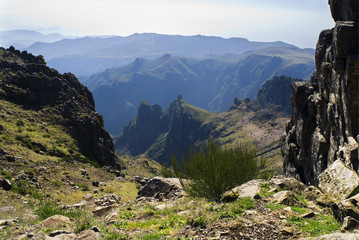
[
  {"left": 173, "top": 141, "right": 260, "bottom": 201},
  {"left": 35, "top": 201, "right": 83, "bottom": 220}
]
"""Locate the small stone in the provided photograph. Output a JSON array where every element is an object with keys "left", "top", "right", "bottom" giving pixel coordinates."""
[
  {"left": 341, "top": 216, "right": 359, "bottom": 231},
  {"left": 83, "top": 193, "right": 93, "bottom": 200},
  {"left": 0, "top": 179, "right": 12, "bottom": 190},
  {"left": 301, "top": 212, "right": 315, "bottom": 218},
  {"left": 92, "top": 181, "right": 99, "bottom": 187},
  {"left": 281, "top": 227, "right": 294, "bottom": 236},
  {"left": 49, "top": 230, "right": 72, "bottom": 237}
]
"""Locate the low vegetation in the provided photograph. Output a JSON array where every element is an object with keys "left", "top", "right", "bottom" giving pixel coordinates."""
[{"left": 173, "top": 141, "right": 260, "bottom": 201}]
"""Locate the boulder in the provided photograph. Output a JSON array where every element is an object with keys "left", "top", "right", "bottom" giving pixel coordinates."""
[
  {"left": 318, "top": 160, "right": 359, "bottom": 202},
  {"left": 137, "top": 177, "right": 186, "bottom": 201},
  {"left": 271, "top": 191, "right": 305, "bottom": 207},
  {"left": 303, "top": 185, "right": 332, "bottom": 207},
  {"left": 269, "top": 175, "right": 305, "bottom": 194},
  {"left": 38, "top": 215, "right": 71, "bottom": 229},
  {"left": 77, "top": 230, "right": 101, "bottom": 240},
  {"left": 222, "top": 179, "right": 266, "bottom": 201},
  {"left": 300, "top": 232, "right": 359, "bottom": 240},
  {"left": 331, "top": 193, "right": 359, "bottom": 222}
]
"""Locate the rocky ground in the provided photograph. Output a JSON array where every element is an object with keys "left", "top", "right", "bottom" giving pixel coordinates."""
[{"left": 1, "top": 157, "right": 358, "bottom": 240}]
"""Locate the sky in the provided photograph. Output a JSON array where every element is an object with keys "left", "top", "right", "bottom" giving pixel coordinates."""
[{"left": 1, "top": 0, "right": 334, "bottom": 48}]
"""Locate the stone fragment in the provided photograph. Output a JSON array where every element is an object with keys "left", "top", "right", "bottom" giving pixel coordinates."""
[
  {"left": 38, "top": 215, "right": 71, "bottom": 228},
  {"left": 341, "top": 216, "right": 359, "bottom": 231},
  {"left": 137, "top": 177, "right": 186, "bottom": 201},
  {"left": 300, "top": 232, "right": 359, "bottom": 240},
  {"left": 77, "top": 230, "right": 101, "bottom": 240},
  {"left": 0, "top": 179, "right": 12, "bottom": 190},
  {"left": 331, "top": 193, "right": 359, "bottom": 222},
  {"left": 303, "top": 185, "right": 332, "bottom": 207},
  {"left": 92, "top": 205, "right": 117, "bottom": 217},
  {"left": 222, "top": 179, "right": 266, "bottom": 201},
  {"left": 271, "top": 191, "right": 305, "bottom": 207},
  {"left": 318, "top": 160, "right": 359, "bottom": 202},
  {"left": 269, "top": 176, "right": 305, "bottom": 194}
]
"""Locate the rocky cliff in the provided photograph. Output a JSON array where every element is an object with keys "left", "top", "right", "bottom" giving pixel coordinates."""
[
  {"left": 0, "top": 47, "right": 118, "bottom": 168},
  {"left": 281, "top": 0, "right": 358, "bottom": 184}
]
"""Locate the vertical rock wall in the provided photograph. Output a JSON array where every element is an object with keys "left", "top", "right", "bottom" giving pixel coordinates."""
[{"left": 281, "top": 0, "right": 358, "bottom": 185}]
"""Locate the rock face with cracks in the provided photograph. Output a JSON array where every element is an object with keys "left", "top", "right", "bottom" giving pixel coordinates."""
[{"left": 281, "top": 0, "right": 358, "bottom": 185}]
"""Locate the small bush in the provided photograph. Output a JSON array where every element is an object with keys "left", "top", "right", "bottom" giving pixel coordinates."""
[
  {"left": 173, "top": 140, "right": 260, "bottom": 201},
  {"left": 35, "top": 201, "right": 83, "bottom": 220}
]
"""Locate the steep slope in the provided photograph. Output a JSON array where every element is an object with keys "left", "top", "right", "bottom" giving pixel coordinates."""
[
  {"left": 0, "top": 47, "right": 118, "bottom": 168},
  {"left": 115, "top": 96, "right": 216, "bottom": 165},
  {"left": 84, "top": 48, "right": 314, "bottom": 134},
  {"left": 25, "top": 33, "right": 296, "bottom": 76},
  {"left": 281, "top": 0, "right": 358, "bottom": 184}
]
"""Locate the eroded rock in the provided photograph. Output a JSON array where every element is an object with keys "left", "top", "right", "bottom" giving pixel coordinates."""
[
  {"left": 318, "top": 160, "right": 359, "bottom": 202},
  {"left": 137, "top": 177, "right": 186, "bottom": 201},
  {"left": 222, "top": 179, "right": 266, "bottom": 201},
  {"left": 331, "top": 193, "right": 359, "bottom": 222}
]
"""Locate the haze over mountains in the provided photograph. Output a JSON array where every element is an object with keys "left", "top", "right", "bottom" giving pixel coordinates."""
[
  {"left": 0, "top": 30, "right": 68, "bottom": 49},
  {"left": 1, "top": 30, "right": 315, "bottom": 135},
  {"left": 25, "top": 32, "right": 302, "bottom": 76},
  {"left": 82, "top": 48, "right": 314, "bottom": 134}
]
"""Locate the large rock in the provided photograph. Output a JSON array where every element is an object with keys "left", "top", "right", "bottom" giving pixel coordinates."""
[
  {"left": 331, "top": 193, "right": 359, "bottom": 222},
  {"left": 318, "top": 160, "right": 359, "bottom": 202},
  {"left": 300, "top": 232, "right": 359, "bottom": 240},
  {"left": 269, "top": 175, "right": 305, "bottom": 194},
  {"left": 271, "top": 191, "right": 305, "bottom": 207},
  {"left": 222, "top": 179, "right": 266, "bottom": 201},
  {"left": 281, "top": 0, "right": 359, "bottom": 184},
  {"left": 137, "top": 176, "right": 186, "bottom": 201},
  {"left": 37, "top": 215, "right": 71, "bottom": 229}
]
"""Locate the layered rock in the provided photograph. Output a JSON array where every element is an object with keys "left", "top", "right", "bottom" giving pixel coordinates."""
[{"left": 281, "top": 0, "right": 358, "bottom": 184}]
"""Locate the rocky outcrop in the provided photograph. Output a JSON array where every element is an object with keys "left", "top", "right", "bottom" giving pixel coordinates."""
[
  {"left": 281, "top": 0, "right": 358, "bottom": 184},
  {"left": 0, "top": 47, "right": 118, "bottom": 168},
  {"left": 115, "top": 96, "right": 214, "bottom": 165}
]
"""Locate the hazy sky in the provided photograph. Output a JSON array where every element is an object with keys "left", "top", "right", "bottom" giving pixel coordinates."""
[{"left": 1, "top": 0, "right": 334, "bottom": 48}]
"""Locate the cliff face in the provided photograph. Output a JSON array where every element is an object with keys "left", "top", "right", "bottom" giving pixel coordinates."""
[
  {"left": 0, "top": 47, "right": 118, "bottom": 168},
  {"left": 281, "top": 0, "right": 358, "bottom": 184}
]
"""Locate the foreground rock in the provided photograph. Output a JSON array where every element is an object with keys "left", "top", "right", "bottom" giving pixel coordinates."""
[
  {"left": 318, "top": 160, "right": 359, "bottom": 202},
  {"left": 301, "top": 232, "right": 359, "bottom": 240},
  {"left": 331, "top": 193, "right": 359, "bottom": 222},
  {"left": 222, "top": 179, "right": 265, "bottom": 201},
  {"left": 281, "top": 0, "right": 359, "bottom": 184},
  {"left": 136, "top": 177, "right": 186, "bottom": 201}
]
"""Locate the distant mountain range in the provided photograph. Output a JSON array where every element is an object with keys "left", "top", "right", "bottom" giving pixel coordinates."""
[
  {"left": 82, "top": 48, "right": 314, "bottom": 134},
  {"left": 0, "top": 30, "right": 68, "bottom": 49},
  {"left": 24, "top": 32, "right": 302, "bottom": 76}
]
